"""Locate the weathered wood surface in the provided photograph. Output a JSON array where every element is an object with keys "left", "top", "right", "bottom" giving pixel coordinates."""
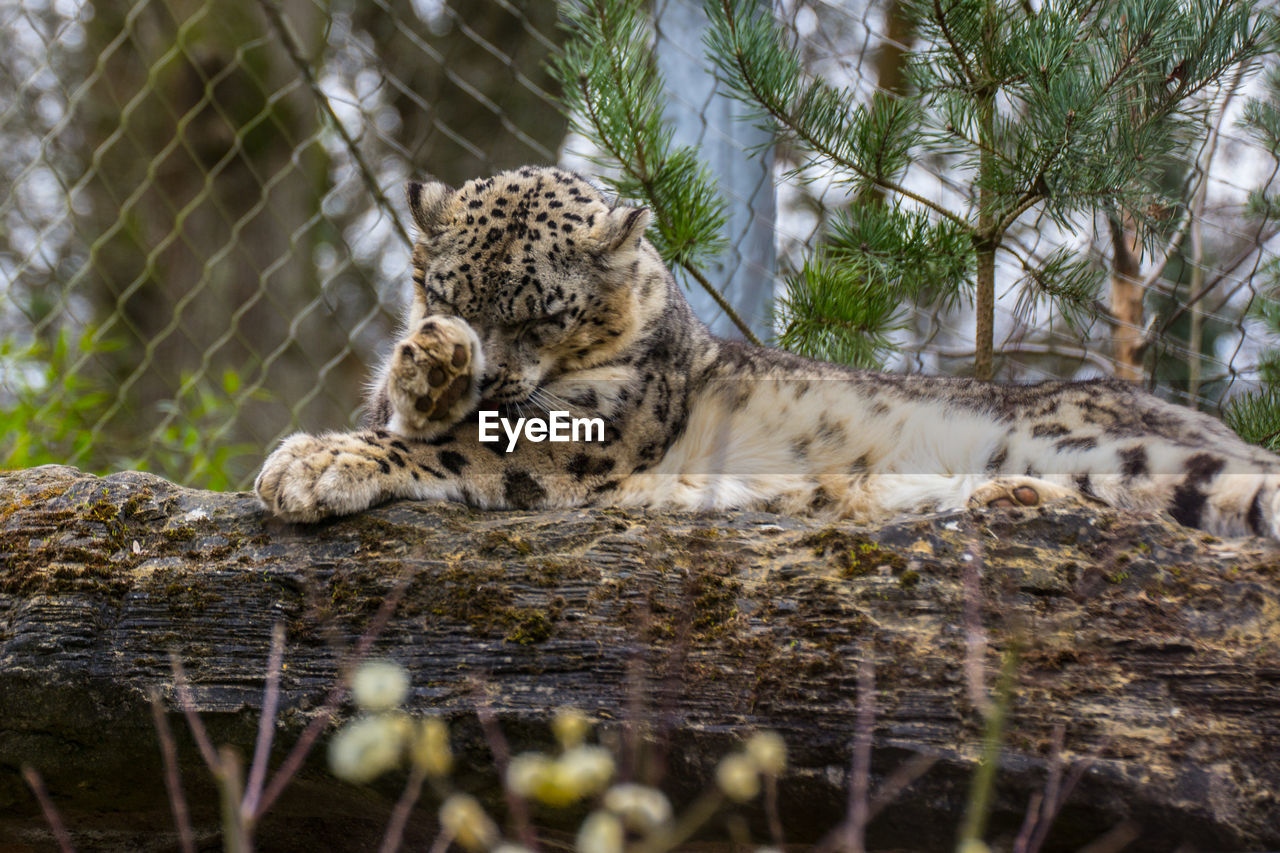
[{"left": 1, "top": 464, "right": 1279, "bottom": 852}]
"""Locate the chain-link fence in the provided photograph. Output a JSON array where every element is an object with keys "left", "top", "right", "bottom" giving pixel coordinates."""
[{"left": 3, "top": 0, "right": 1279, "bottom": 491}]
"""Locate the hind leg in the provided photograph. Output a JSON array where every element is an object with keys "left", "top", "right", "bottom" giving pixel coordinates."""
[{"left": 967, "top": 476, "right": 1100, "bottom": 511}]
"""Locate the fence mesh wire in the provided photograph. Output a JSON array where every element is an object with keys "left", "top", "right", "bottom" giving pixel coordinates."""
[{"left": 3, "top": 0, "right": 1278, "bottom": 490}]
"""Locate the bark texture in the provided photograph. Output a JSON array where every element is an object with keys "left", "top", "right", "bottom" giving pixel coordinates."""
[{"left": 1, "top": 464, "right": 1279, "bottom": 852}]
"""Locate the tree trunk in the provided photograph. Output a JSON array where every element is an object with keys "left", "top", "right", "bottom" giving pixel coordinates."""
[
  {"left": 2, "top": 465, "right": 1279, "bottom": 852},
  {"left": 1109, "top": 216, "right": 1147, "bottom": 382}
]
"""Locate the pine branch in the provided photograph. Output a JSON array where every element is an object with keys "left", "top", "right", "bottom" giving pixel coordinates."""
[
  {"left": 1224, "top": 386, "right": 1280, "bottom": 450},
  {"left": 995, "top": 0, "right": 1262, "bottom": 236},
  {"left": 1012, "top": 247, "right": 1104, "bottom": 328},
  {"left": 776, "top": 203, "right": 972, "bottom": 364},
  {"left": 932, "top": 0, "right": 981, "bottom": 89},
  {"left": 706, "top": 0, "right": 973, "bottom": 232}
]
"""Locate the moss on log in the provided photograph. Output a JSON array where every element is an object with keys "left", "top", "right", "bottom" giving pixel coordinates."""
[{"left": 1, "top": 464, "right": 1279, "bottom": 852}]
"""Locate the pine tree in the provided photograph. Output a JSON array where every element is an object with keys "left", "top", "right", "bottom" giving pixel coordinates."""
[{"left": 554, "top": 0, "right": 1272, "bottom": 377}]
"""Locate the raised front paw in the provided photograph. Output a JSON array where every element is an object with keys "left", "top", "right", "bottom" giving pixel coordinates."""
[
  {"left": 967, "top": 476, "right": 1092, "bottom": 511},
  {"left": 255, "top": 432, "right": 391, "bottom": 522},
  {"left": 387, "top": 316, "right": 483, "bottom": 436}
]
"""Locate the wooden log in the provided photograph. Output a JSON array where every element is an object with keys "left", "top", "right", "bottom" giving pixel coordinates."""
[{"left": 1, "top": 464, "right": 1278, "bottom": 852}]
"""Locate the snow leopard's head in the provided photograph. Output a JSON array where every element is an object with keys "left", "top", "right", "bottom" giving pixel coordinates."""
[{"left": 403, "top": 166, "right": 666, "bottom": 406}]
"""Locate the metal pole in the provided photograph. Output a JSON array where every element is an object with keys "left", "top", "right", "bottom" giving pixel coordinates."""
[{"left": 653, "top": 0, "right": 776, "bottom": 343}]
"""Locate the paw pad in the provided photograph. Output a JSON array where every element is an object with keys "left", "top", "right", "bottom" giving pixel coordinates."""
[
  {"left": 1011, "top": 485, "right": 1039, "bottom": 505},
  {"left": 389, "top": 317, "right": 478, "bottom": 430},
  {"left": 985, "top": 486, "right": 1039, "bottom": 508}
]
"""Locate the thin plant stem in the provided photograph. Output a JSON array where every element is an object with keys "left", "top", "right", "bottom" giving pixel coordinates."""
[
  {"left": 680, "top": 261, "right": 763, "bottom": 346},
  {"left": 1028, "top": 740, "right": 1098, "bottom": 852},
  {"left": 764, "top": 773, "right": 785, "bottom": 850},
  {"left": 242, "top": 622, "right": 287, "bottom": 822},
  {"left": 21, "top": 765, "right": 76, "bottom": 853},
  {"left": 621, "top": 636, "right": 650, "bottom": 784},
  {"left": 956, "top": 647, "right": 1019, "bottom": 849},
  {"left": 649, "top": 584, "right": 698, "bottom": 788},
  {"left": 474, "top": 684, "right": 540, "bottom": 852},
  {"left": 963, "top": 538, "right": 990, "bottom": 715},
  {"left": 1014, "top": 725, "right": 1062, "bottom": 853},
  {"left": 427, "top": 828, "right": 455, "bottom": 853},
  {"left": 378, "top": 764, "right": 429, "bottom": 853},
  {"left": 636, "top": 789, "right": 723, "bottom": 853},
  {"left": 845, "top": 648, "right": 874, "bottom": 852},
  {"left": 726, "top": 813, "right": 753, "bottom": 849},
  {"left": 253, "top": 572, "right": 412, "bottom": 818},
  {"left": 1012, "top": 791, "right": 1045, "bottom": 853},
  {"left": 868, "top": 752, "right": 938, "bottom": 820},
  {"left": 814, "top": 751, "right": 939, "bottom": 853},
  {"left": 149, "top": 689, "right": 198, "bottom": 853},
  {"left": 170, "top": 652, "right": 223, "bottom": 774},
  {"left": 218, "top": 746, "right": 249, "bottom": 853}
]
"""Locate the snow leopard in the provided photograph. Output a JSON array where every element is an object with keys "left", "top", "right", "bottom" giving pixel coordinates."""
[{"left": 255, "top": 165, "right": 1280, "bottom": 539}]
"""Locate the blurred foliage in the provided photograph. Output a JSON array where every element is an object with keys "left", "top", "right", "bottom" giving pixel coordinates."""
[{"left": 2, "top": 329, "right": 266, "bottom": 491}]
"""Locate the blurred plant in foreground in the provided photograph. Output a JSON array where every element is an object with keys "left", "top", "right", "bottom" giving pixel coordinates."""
[{"left": 327, "top": 661, "right": 790, "bottom": 853}]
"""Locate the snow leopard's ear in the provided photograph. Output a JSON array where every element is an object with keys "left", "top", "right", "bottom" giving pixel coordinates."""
[
  {"left": 595, "top": 205, "right": 651, "bottom": 255},
  {"left": 405, "top": 180, "right": 454, "bottom": 237}
]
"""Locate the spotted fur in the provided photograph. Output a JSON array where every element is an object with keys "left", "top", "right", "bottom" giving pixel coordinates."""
[{"left": 256, "top": 166, "right": 1280, "bottom": 538}]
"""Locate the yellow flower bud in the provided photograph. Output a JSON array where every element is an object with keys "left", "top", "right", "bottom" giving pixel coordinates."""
[
  {"left": 602, "top": 783, "right": 672, "bottom": 832},
  {"left": 410, "top": 716, "right": 452, "bottom": 777},
  {"left": 576, "top": 811, "right": 624, "bottom": 853},
  {"left": 552, "top": 706, "right": 592, "bottom": 749},
  {"left": 439, "top": 793, "right": 499, "bottom": 852},
  {"left": 328, "top": 715, "right": 404, "bottom": 784},
  {"left": 507, "top": 746, "right": 615, "bottom": 808},
  {"left": 716, "top": 753, "right": 760, "bottom": 802},
  {"left": 507, "top": 752, "right": 555, "bottom": 800},
  {"left": 557, "top": 746, "right": 615, "bottom": 797},
  {"left": 350, "top": 660, "right": 409, "bottom": 712},
  {"left": 744, "top": 730, "right": 787, "bottom": 775}
]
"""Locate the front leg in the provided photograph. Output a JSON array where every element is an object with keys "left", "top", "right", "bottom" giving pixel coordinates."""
[
  {"left": 258, "top": 314, "right": 487, "bottom": 522},
  {"left": 378, "top": 316, "right": 484, "bottom": 438},
  {"left": 255, "top": 413, "right": 630, "bottom": 522},
  {"left": 255, "top": 429, "right": 455, "bottom": 522}
]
